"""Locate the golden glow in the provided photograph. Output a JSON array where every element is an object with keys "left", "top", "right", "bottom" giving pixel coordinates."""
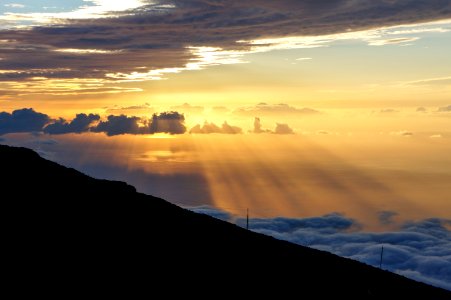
[{"left": 36, "top": 131, "right": 450, "bottom": 231}]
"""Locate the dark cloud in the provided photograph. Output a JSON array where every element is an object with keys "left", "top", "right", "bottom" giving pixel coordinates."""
[
  {"left": 0, "top": 108, "right": 50, "bottom": 135},
  {"left": 378, "top": 210, "right": 399, "bottom": 225},
  {"left": 4, "top": 1, "right": 450, "bottom": 95},
  {"left": 228, "top": 212, "right": 451, "bottom": 291},
  {"left": 236, "top": 103, "right": 321, "bottom": 116},
  {"left": 190, "top": 121, "right": 242, "bottom": 134},
  {"left": 0, "top": 108, "right": 186, "bottom": 136},
  {"left": 87, "top": 111, "right": 187, "bottom": 136},
  {"left": 149, "top": 111, "right": 186, "bottom": 134},
  {"left": 92, "top": 114, "right": 146, "bottom": 136},
  {"left": 43, "top": 113, "right": 100, "bottom": 134},
  {"left": 274, "top": 123, "right": 294, "bottom": 134},
  {"left": 437, "top": 105, "right": 451, "bottom": 112},
  {"left": 236, "top": 213, "right": 359, "bottom": 233}
]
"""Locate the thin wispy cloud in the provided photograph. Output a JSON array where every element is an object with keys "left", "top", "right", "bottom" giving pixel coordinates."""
[
  {"left": 4, "top": 3, "right": 25, "bottom": 8},
  {"left": 368, "top": 37, "right": 420, "bottom": 46},
  {"left": 402, "top": 76, "right": 451, "bottom": 86}
]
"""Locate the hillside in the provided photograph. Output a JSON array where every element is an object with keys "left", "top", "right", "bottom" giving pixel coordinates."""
[{"left": 1, "top": 144, "right": 450, "bottom": 298}]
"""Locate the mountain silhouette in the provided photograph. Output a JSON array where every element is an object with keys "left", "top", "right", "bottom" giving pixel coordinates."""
[{"left": 1, "top": 144, "right": 450, "bottom": 298}]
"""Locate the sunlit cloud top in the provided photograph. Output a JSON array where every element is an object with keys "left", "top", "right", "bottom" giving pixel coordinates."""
[{"left": 0, "top": 0, "right": 150, "bottom": 28}]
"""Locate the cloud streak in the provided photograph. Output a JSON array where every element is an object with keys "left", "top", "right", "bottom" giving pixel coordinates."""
[{"left": 1, "top": 1, "right": 451, "bottom": 96}]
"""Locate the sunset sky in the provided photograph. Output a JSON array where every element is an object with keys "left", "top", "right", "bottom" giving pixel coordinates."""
[{"left": 1, "top": 0, "right": 450, "bottom": 290}]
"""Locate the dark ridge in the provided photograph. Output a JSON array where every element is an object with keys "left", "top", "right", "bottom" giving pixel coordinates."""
[{"left": 1, "top": 144, "right": 450, "bottom": 298}]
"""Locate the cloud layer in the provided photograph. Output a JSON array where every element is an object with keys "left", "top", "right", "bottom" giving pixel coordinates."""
[
  {"left": 194, "top": 207, "right": 451, "bottom": 291},
  {"left": 1, "top": 1, "right": 451, "bottom": 95},
  {"left": 0, "top": 108, "right": 186, "bottom": 136}
]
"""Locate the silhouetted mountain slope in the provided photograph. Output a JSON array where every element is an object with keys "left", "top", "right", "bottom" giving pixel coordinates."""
[{"left": 2, "top": 144, "right": 450, "bottom": 298}]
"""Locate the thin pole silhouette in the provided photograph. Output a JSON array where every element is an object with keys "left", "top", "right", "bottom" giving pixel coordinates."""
[
  {"left": 246, "top": 208, "right": 249, "bottom": 230},
  {"left": 380, "top": 246, "right": 384, "bottom": 269}
]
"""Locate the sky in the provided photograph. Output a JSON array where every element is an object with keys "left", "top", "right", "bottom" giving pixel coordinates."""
[{"left": 1, "top": 0, "right": 450, "bottom": 290}]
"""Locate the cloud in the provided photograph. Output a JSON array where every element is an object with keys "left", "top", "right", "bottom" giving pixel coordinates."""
[
  {"left": 92, "top": 111, "right": 186, "bottom": 136},
  {"left": 221, "top": 122, "right": 243, "bottom": 134},
  {"left": 2, "top": 1, "right": 451, "bottom": 95},
  {"left": 0, "top": 107, "right": 187, "bottom": 136},
  {"left": 4, "top": 4, "right": 25, "bottom": 8},
  {"left": 226, "top": 212, "right": 451, "bottom": 291},
  {"left": 390, "top": 131, "right": 413, "bottom": 136},
  {"left": 404, "top": 76, "right": 451, "bottom": 86},
  {"left": 251, "top": 117, "right": 295, "bottom": 134},
  {"left": 170, "top": 103, "right": 204, "bottom": 114},
  {"left": 149, "top": 111, "right": 186, "bottom": 134},
  {"left": 235, "top": 103, "right": 321, "bottom": 116},
  {"left": 211, "top": 106, "right": 230, "bottom": 113},
  {"left": 274, "top": 123, "right": 294, "bottom": 135},
  {"left": 317, "top": 130, "right": 330, "bottom": 135},
  {"left": 0, "top": 108, "right": 50, "bottom": 135},
  {"left": 252, "top": 117, "right": 271, "bottom": 134},
  {"left": 105, "top": 103, "right": 154, "bottom": 115},
  {"left": 1, "top": 1, "right": 147, "bottom": 25},
  {"left": 43, "top": 113, "right": 100, "bottom": 134},
  {"left": 379, "top": 108, "right": 399, "bottom": 114},
  {"left": 92, "top": 114, "right": 146, "bottom": 136},
  {"left": 438, "top": 105, "right": 451, "bottom": 112},
  {"left": 368, "top": 37, "right": 419, "bottom": 46},
  {"left": 190, "top": 121, "right": 242, "bottom": 134},
  {"left": 430, "top": 134, "right": 442, "bottom": 139},
  {"left": 417, "top": 107, "right": 427, "bottom": 112},
  {"left": 378, "top": 211, "right": 399, "bottom": 225}
]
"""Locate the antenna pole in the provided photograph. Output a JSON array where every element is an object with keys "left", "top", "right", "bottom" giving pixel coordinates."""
[{"left": 380, "top": 246, "right": 384, "bottom": 269}]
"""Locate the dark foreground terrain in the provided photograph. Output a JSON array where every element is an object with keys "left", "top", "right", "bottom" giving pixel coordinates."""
[{"left": 2, "top": 144, "right": 450, "bottom": 298}]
